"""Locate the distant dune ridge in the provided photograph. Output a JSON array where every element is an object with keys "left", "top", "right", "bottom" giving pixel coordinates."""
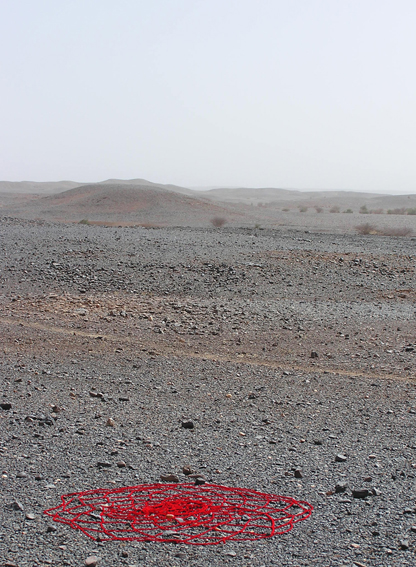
[{"left": 1, "top": 178, "right": 416, "bottom": 232}]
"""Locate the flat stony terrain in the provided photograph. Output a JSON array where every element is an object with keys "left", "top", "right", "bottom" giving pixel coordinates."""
[{"left": 0, "top": 217, "right": 415, "bottom": 567}]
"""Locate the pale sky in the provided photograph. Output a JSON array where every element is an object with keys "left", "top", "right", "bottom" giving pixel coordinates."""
[{"left": 1, "top": 0, "right": 416, "bottom": 193}]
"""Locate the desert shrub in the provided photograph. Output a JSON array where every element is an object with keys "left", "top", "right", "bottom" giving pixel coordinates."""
[
  {"left": 356, "top": 223, "right": 413, "bottom": 236},
  {"left": 382, "top": 227, "right": 413, "bottom": 236},
  {"left": 406, "top": 208, "right": 416, "bottom": 215},
  {"left": 387, "top": 208, "right": 406, "bottom": 215},
  {"left": 356, "top": 223, "right": 376, "bottom": 235},
  {"left": 371, "top": 208, "right": 384, "bottom": 214},
  {"left": 359, "top": 205, "right": 369, "bottom": 214},
  {"left": 330, "top": 206, "right": 340, "bottom": 213},
  {"left": 79, "top": 219, "right": 90, "bottom": 225},
  {"left": 210, "top": 216, "right": 227, "bottom": 228},
  {"left": 298, "top": 206, "right": 308, "bottom": 213},
  {"left": 282, "top": 207, "right": 290, "bottom": 212},
  {"left": 343, "top": 209, "right": 353, "bottom": 213},
  {"left": 254, "top": 223, "right": 261, "bottom": 229},
  {"left": 315, "top": 206, "right": 323, "bottom": 213}
]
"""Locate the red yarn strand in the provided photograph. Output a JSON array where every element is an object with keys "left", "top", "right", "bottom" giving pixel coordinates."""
[{"left": 44, "top": 483, "right": 313, "bottom": 545}]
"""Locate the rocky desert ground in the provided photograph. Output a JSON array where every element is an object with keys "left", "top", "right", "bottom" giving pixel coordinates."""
[{"left": 1, "top": 214, "right": 415, "bottom": 567}]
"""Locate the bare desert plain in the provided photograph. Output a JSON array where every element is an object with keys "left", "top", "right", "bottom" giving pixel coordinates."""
[{"left": 1, "top": 182, "right": 416, "bottom": 567}]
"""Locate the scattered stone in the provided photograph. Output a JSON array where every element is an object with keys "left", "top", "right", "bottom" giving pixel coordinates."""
[
  {"left": 371, "top": 487, "right": 381, "bottom": 496},
  {"left": 224, "top": 550, "right": 236, "bottom": 557},
  {"left": 85, "top": 556, "right": 100, "bottom": 567},
  {"left": 160, "top": 474, "right": 179, "bottom": 483},
  {"left": 403, "top": 508, "right": 415, "bottom": 515},
  {"left": 116, "top": 461, "right": 126, "bottom": 468},
  {"left": 106, "top": 418, "right": 116, "bottom": 427},
  {"left": 46, "top": 524, "right": 57, "bottom": 533},
  {"left": 0, "top": 402, "right": 12, "bottom": 410},
  {"left": 363, "top": 476, "right": 372, "bottom": 482},
  {"left": 335, "top": 481, "right": 348, "bottom": 493},
  {"left": 352, "top": 489, "right": 370, "bottom": 499},
  {"left": 313, "top": 439, "right": 323, "bottom": 445},
  {"left": 335, "top": 454, "right": 347, "bottom": 463},
  {"left": 121, "top": 551, "right": 129, "bottom": 558},
  {"left": 182, "top": 465, "right": 195, "bottom": 476},
  {"left": 25, "top": 513, "right": 35, "bottom": 520},
  {"left": 310, "top": 351, "right": 319, "bottom": 358},
  {"left": 96, "top": 461, "right": 112, "bottom": 468},
  {"left": 399, "top": 539, "right": 409, "bottom": 550},
  {"left": 11, "top": 500, "right": 24, "bottom": 511},
  {"left": 194, "top": 477, "right": 206, "bottom": 485},
  {"left": 119, "top": 396, "right": 130, "bottom": 402},
  {"left": 181, "top": 420, "right": 194, "bottom": 429},
  {"left": 411, "top": 525, "right": 416, "bottom": 532},
  {"left": 294, "top": 468, "right": 303, "bottom": 479}
]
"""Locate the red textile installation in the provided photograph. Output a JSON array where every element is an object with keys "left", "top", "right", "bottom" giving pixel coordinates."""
[{"left": 44, "top": 483, "right": 313, "bottom": 545}]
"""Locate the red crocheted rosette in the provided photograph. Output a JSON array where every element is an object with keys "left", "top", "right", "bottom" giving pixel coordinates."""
[{"left": 44, "top": 483, "right": 313, "bottom": 545}]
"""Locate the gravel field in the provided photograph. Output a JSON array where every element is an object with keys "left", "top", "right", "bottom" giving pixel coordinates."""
[{"left": 1, "top": 218, "right": 415, "bottom": 567}]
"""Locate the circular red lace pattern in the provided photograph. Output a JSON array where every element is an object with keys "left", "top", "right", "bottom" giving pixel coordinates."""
[{"left": 44, "top": 483, "right": 313, "bottom": 545}]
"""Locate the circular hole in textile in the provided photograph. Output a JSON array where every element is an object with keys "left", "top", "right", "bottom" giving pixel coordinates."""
[{"left": 44, "top": 483, "right": 313, "bottom": 545}]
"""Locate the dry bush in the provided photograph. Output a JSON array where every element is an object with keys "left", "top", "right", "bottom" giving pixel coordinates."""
[
  {"left": 359, "top": 205, "right": 369, "bottom": 214},
  {"left": 343, "top": 209, "right": 353, "bottom": 213},
  {"left": 387, "top": 208, "right": 407, "bottom": 215},
  {"left": 406, "top": 208, "right": 416, "bottom": 215},
  {"left": 210, "top": 216, "right": 227, "bottom": 228},
  {"left": 356, "top": 223, "right": 413, "bottom": 237},
  {"left": 382, "top": 227, "right": 413, "bottom": 236},
  {"left": 282, "top": 207, "right": 290, "bottom": 212},
  {"left": 315, "top": 206, "right": 323, "bottom": 213},
  {"left": 330, "top": 206, "right": 340, "bottom": 213},
  {"left": 356, "top": 223, "right": 377, "bottom": 235},
  {"left": 298, "top": 206, "right": 308, "bottom": 213}
]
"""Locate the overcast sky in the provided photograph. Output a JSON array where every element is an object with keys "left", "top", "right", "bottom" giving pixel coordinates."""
[{"left": 1, "top": 1, "right": 415, "bottom": 193}]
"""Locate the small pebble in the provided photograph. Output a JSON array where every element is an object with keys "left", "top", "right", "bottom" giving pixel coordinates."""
[
  {"left": 335, "top": 454, "right": 347, "bottom": 463},
  {"left": 160, "top": 474, "right": 179, "bottom": 483},
  {"left": 106, "top": 418, "right": 116, "bottom": 427},
  {"left": 181, "top": 420, "right": 194, "bottom": 429},
  {"left": 352, "top": 488, "right": 370, "bottom": 499},
  {"left": 85, "top": 556, "right": 100, "bottom": 567}
]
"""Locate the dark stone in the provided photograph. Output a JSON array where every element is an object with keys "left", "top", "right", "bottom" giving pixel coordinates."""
[
  {"left": 0, "top": 402, "right": 12, "bottom": 410},
  {"left": 96, "top": 461, "right": 112, "bottom": 468},
  {"left": 352, "top": 488, "right": 370, "bottom": 499},
  {"left": 181, "top": 420, "right": 194, "bottom": 429},
  {"left": 335, "top": 481, "right": 348, "bottom": 493}
]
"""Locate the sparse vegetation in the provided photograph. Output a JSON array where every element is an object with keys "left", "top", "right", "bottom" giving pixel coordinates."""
[
  {"left": 298, "top": 206, "right": 308, "bottom": 213},
  {"left": 282, "top": 207, "right": 290, "bottom": 212},
  {"left": 382, "top": 227, "right": 413, "bottom": 236},
  {"left": 78, "top": 219, "right": 90, "bottom": 225},
  {"left": 210, "top": 216, "right": 227, "bottom": 228},
  {"left": 387, "top": 208, "right": 407, "bottom": 215},
  {"left": 254, "top": 223, "right": 262, "bottom": 229},
  {"left": 343, "top": 209, "right": 353, "bottom": 213},
  {"left": 359, "top": 205, "right": 369, "bottom": 214},
  {"left": 315, "top": 206, "right": 323, "bottom": 213},
  {"left": 407, "top": 208, "right": 416, "bottom": 215},
  {"left": 356, "top": 223, "right": 413, "bottom": 236},
  {"left": 371, "top": 208, "right": 384, "bottom": 214},
  {"left": 329, "top": 206, "right": 340, "bottom": 213}
]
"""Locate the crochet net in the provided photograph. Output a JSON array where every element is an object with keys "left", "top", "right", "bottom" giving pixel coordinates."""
[{"left": 44, "top": 483, "right": 313, "bottom": 545}]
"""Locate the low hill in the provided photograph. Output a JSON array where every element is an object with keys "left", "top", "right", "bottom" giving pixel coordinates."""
[{"left": 1, "top": 182, "right": 251, "bottom": 226}]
